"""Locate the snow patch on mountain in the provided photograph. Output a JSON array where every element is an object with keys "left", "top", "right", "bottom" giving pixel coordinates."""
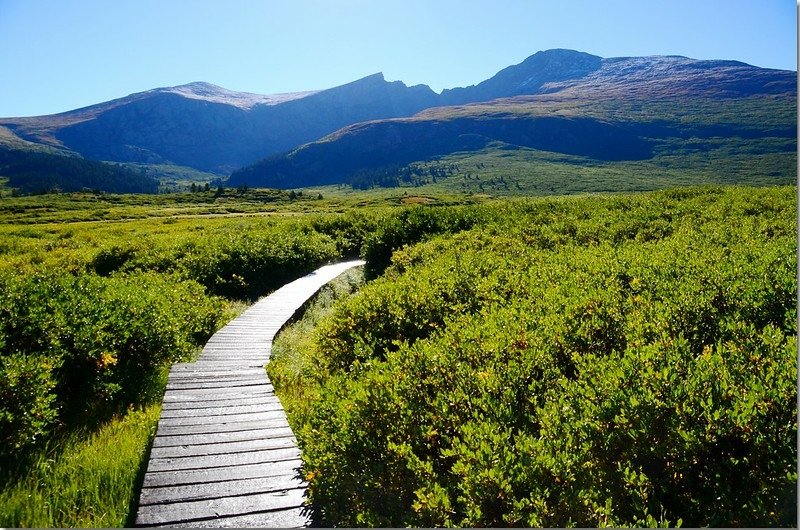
[{"left": 153, "top": 82, "right": 319, "bottom": 109}]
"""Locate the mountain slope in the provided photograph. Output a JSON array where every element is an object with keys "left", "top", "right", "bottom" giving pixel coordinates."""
[
  {"left": 1, "top": 49, "right": 795, "bottom": 192},
  {"left": 228, "top": 53, "right": 796, "bottom": 191},
  {"left": 0, "top": 146, "right": 158, "bottom": 194},
  {"left": 440, "top": 49, "right": 603, "bottom": 104},
  {"left": 0, "top": 75, "right": 438, "bottom": 174}
]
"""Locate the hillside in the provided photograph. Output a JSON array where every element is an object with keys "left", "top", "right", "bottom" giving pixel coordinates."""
[
  {"left": 0, "top": 75, "right": 438, "bottom": 175},
  {"left": 0, "top": 146, "right": 158, "bottom": 194},
  {"left": 1, "top": 49, "right": 795, "bottom": 195},
  {"left": 228, "top": 51, "right": 796, "bottom": 191}
]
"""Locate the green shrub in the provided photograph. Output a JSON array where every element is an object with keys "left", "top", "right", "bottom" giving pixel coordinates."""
[
  {"left": 89, "top": 225, "right": 339, "bottom": 300},
  {"left": 0, "top": 270, "right": 225, "bottom": 455},
  {"left": 310, "top": 211, "right": 379, "bottom": 258},
  {"left": 0, "top": 353, "right": 59, "bottom": 454},
  {"left": 360, "top": 204, "right": 497, "bottom": 279},
  {"left": 178, "top": 229, "right": 338, "bottom": 299},
  {"left": 288, "top": 186, "right": 797, "bottom": 527}
]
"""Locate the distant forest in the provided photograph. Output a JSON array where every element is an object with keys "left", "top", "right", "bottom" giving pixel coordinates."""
[{"left": 0, "top": 147, "right": 158, "bottom": 195}]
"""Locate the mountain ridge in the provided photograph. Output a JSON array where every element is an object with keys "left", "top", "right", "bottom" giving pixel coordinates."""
[
  {"left": 0, "top": 49, "right": 795, "bottom": 193},
  {"left": 227, "top": 52, "right": 796, "bottom": 191},
  {"left": 0, "top": 71, "right": 442, "bottom": 173}
]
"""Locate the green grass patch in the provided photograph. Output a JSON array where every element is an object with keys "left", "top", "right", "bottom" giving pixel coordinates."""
[
  {"left": 0, "top": 402, "right": 161, "bottom": 528},
  {"left": 268, "top": 266, "right": 366, "bottom": 429}
]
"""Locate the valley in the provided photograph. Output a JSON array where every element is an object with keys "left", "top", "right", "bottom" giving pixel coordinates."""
[{"left": 0, "top": 47, "right": 796, "bottom": 529}]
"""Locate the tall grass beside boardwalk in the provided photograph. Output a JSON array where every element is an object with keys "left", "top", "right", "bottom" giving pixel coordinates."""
[
  {"left": 268, "top": 266, "right": 366, "bottom": 429},
  {"left": 0, "top": 403, "right": 161, "bottom": 528}
]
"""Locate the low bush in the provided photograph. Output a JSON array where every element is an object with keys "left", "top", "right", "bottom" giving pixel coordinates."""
[
  {"left": 360, "top": 204, "right": 499, "bottom": 279},
  {"left": 0, "top": 270, "right": 225, "bottom": 457},
  {"left": 177, "top": 229, "right": 338, "bottom": 299},
  {"left": 90, "top": 226, "right": 339, "bottom": 300},
  {"left": 276, "top": 186, "right": 797, "bottom": 527}
]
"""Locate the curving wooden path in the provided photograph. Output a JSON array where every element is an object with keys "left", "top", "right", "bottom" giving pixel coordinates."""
[{"left": 134, "top": 260, "right": 365, "bottom": 528}]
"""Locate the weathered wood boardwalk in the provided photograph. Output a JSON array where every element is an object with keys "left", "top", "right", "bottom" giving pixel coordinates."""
[{"left": 134, "top": 260, "right": 365, "bottom": 528}]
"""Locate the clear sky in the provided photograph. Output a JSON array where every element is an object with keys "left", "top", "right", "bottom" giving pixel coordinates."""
[{"left": 0, "top": 0, "right": 795, "bottom": 117}]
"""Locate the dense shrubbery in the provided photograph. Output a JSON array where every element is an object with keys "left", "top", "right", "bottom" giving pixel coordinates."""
[
  {"left": 89, "top": 226, "right": 339, "bottom": 300},
  {"left": 0, "top": 211, "right": 375, "bottom": 460},
  {"left": 310, "top": 211, "right": 379, "bottom": 259},
  {"left": 269, "top": 186, "right": 797, "bottom": 527},
  {"left": 360, "top": 203, "right": 500, "bottom": 278},
  {"left": 0, "top": 270, "right": 224, "bottom": 456}
]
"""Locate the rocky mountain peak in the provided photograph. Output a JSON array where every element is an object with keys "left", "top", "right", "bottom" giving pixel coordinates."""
[{"left": 440, "top": 48, "right": 603, "bottom": 104}]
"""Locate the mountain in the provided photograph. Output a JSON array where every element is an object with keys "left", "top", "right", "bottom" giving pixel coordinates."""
[
  {"left": 439, "top": 49, "right": 604, "bottom": 104},
  {"left": 0, "top": 146, "right": 158, "bottom": 194},
  {"left": 0, "top": 74, "right": 438, "bottom": 174},
  {"left": 228, "top": 51, "right": 796, "bottom": 191},
  {"left": 1, "top": 49, "right": 795, "bottom": 195}
]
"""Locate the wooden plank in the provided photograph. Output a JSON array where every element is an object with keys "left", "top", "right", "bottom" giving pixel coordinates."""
[
  {"left": 165, "top": 380, "right": 268, "bottom": 390},
  {"left": 149, "top": 435, "right": 296, "bottom": 459},
  {"left": 145, "top": 506, "right": 311, "bottom": 528},
  {"left": 156, "top": 418, "right": 290, "bottom": 437},
  {"left": 194, "top": 354, "right": 268, "bottom": 360},
  {"left": 170, "top": 365, "right": 264, "bottom": 372},
  {"left": 143, "top": 459, "right": 303, "bottom": 488},
  {"left": 167, "top": 374, "right": 267, "bottom": 384},
  {"left": 139, "top": 474, "right": 305, "bottom": 505},
  {"left": 156, "top": 409, "right": 285, "bottom": 427},
  {"left": 159, "top": 401, "right": 285, "bottom": 419},
  {"left": 200, "top": 342, "right": 270, "bottom": 348},
  {"left": 161, "top": 396, "right": 279, "bottom": 411},
  {"left": 152, "top": 427, "right": 294, "bottom": 448},
  {"left": 168, "top": 368, "right": 264, "bottom": 378},
  {"left": 164, "top": 386, "right": 273, "bottom": 396},
  {"left": 146, "top": 446, "right": 301, "bottom": 473},
  {"left": 162, "top": 390, "right": 275, "bottom": 403},
  {"left": 136, "top": 488, "right": 305, "bottom": 525},
  {"left": 166, "top": 376, "right": 268, "bottom": 385},
  {"left": 205, "top": 330, "right": 275, "bottom": 335},
  {"left": 187, "top": 360, "right": 266, "bottom": 366},
  {"left": 135, "top": 487, "right": 306, "bottom": 526},
  {"left": 193, "top": 357, "right": 269, "bottom": 363},
  {"left": 172, "top": 361, "right": 265, "bottom": 367}
]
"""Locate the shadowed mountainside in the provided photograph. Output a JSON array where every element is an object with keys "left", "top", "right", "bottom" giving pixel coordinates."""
[
  {"left": 0, "top": 75, "right": 438, "bottom": 174},
  {"left": 228, "top": 51, "right": 796, "bottom": 189},
  {"left": 0, "top": 49, "right": 795, "bottom": 194}
]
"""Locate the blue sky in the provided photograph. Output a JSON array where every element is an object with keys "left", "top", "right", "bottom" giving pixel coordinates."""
[{"left": 0, "top": 0, "right": 795, "bottom": 117}]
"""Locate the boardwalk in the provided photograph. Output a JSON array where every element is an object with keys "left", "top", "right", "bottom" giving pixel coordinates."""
[{"left": 134, "top": 260, "right": 365, "bottom": 528}]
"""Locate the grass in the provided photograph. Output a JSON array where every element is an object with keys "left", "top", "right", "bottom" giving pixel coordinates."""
[
  {"left": 0, "top": 403, "right": 162, "bottom": 528},
  {"left": 369, "top": 139, "right": 796, "bottom": 197},
  {"left": 0, "top": 187, "right": 484, "bottom": 226},
  {"left": 268, "top": 265, "right": 366, "bottom": 430},
  {"left": 0, "top": 178, "right": 792, "bottom": 526}
]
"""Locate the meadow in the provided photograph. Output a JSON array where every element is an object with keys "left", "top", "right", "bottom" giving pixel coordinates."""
[
  {"left": 0, "top": 189, "right": 377, "bottom": 527},
  {"left": 0, "top": 184, "right": 796, "bottom": 527},
  {"left": 269, "top": 185, "right": 798, "bottom": 527}
]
